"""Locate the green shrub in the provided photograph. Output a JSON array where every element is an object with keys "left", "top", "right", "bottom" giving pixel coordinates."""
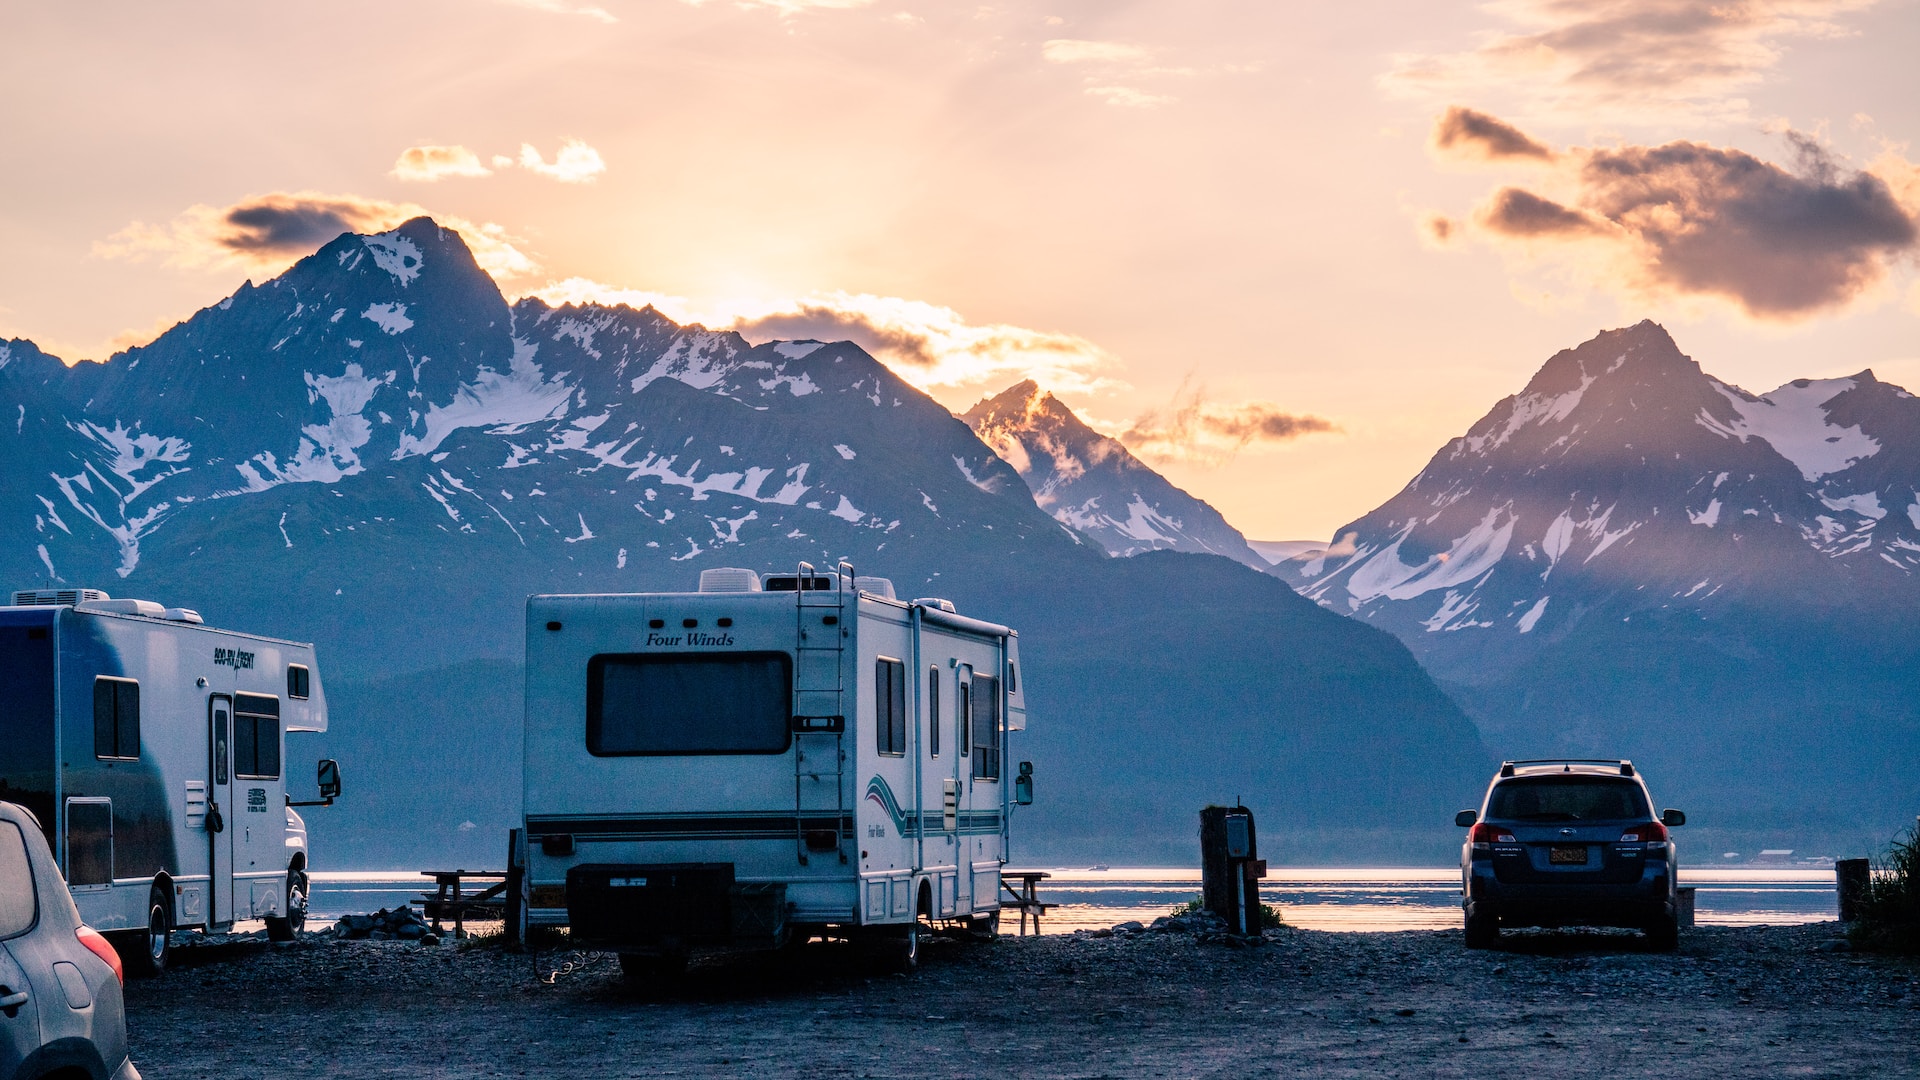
[
  {"left": 1849, "top": 825, "right": 1920, "bottom": 954},
  {"left": 1166, "top": 896, "right": 1284, "bottom": 930}
]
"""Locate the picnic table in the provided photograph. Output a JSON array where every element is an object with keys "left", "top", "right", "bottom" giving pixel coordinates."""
[
  {"left": 416, "top": 870, "right": 507, "bottom": 937},
  {"left": 1000, "top": 870, "right": 1056, "bottom": 936}
]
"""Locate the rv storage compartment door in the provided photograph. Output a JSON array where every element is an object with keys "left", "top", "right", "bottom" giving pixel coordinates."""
[{"left": 567, "top": 863, "right": 780, "bottom": 949}]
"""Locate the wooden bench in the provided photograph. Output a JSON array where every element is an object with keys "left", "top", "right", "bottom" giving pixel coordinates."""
[
  {"left": 1000, "top": 870, "right": 1056, "bottom": 936},
  {"left": 416, "top": 870, "right": 507, "bottom": 937}
]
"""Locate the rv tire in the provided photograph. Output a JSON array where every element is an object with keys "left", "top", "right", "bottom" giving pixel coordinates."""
[
  {"left": 862, "top": 923, "right": 919, "bottom": 974},
  {"left": 119, "top": 884, "right": 173, "bottom": 977},
  {"left": 266, "top": 867, "right": 308, "bottom": 942}
]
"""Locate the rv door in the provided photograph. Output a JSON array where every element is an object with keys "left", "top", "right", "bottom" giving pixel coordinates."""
[{"left": 207, "top": 696, "right": 233, "bottom": 927}]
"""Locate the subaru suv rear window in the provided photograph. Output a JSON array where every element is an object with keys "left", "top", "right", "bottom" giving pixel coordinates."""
[
  {"left": 1490, "top": 777, "right": 1648, "bottom": 821},
  {"left": 588, "top": 652, "right": 793, "bottom": 755}
]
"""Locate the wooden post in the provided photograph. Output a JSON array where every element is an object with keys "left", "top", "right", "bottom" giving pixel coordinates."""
[
  {"left": 504, "top": 828, "right": 526, "bottom": 948},
  {"left": 1836, "top": 858, "right": 1871, "bottom": 922}
]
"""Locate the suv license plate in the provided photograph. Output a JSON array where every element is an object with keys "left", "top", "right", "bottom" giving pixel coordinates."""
[{"left": 1549, "top": 845, "right": 1588, "bottom": 865}]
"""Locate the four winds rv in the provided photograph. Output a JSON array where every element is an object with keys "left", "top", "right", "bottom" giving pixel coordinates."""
[
  {"left": 515, "top": 564, "right": 1034, "bottom": 974},
  {"left": 0, "top": 589, "right": 343, "bottom": 975}
]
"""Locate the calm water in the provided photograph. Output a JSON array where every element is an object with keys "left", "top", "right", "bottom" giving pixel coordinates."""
[{"left": 307, "top": 867, "right": 1838, "bottom": 933}]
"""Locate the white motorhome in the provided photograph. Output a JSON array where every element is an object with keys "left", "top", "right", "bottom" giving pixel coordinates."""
[
  {"left": 515, "top": 564, "right": 1033, "bottom": 974},
  {"left": 0, "top": 589, "right": 342, "bottom": 975}
]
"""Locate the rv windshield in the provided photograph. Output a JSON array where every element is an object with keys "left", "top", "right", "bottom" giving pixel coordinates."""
[{"left": 587, "top": 652, "right": 793, "bottom": 756}]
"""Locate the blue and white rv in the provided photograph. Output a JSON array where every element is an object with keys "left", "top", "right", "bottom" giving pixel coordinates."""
[
  {"left": 514, "top": 564, "right": 1032, "bottom": 975},
  {"left": 0, "top": 589, "right": 340, "bottom": 975}
]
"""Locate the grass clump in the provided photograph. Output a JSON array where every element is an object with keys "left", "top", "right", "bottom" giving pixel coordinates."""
[
  {"left": 1167, "top": 896, "right": 1285, "bottom": 930},
  {"left": 1849, "top": 825, "right": 1920, "bottom": 954}
]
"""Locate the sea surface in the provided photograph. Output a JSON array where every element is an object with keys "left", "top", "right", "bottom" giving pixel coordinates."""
[{"left": 306, "top": 867, "right": 1838, "bottom": 933}]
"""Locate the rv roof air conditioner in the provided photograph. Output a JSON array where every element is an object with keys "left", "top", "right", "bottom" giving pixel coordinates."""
[
  {"left": 913, "top": 597, "right": 957, "bottom": 613},
  {"left": 698, "top": 568, "right": 762, "bottom": 593},
  {"left": 85, "top": 598, "right": 168, "bottom": 618},
  {"left": 13, "top": 588, "right": 111, "bottom": 607},
  {"left": 164, "top": 607, "right": 205, "bottom": 624},
  {"left": 853, "top": 576, "right": 895, "bottom": 600}
]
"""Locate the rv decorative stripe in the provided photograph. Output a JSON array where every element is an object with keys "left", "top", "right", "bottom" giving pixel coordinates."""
[{"left": 863, "top": 777, "right": 1001, "bottom": 835}]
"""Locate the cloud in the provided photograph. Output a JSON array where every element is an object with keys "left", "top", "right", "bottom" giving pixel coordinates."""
[
  {"left": 96, "top": 191, "right": 540, "bottom": 280},
  {"left": 1117, "top": 384, "right": 1338, "bottom": 464},
  {"left": 678, "top": 0, "right": 876, "bottom": 14},
  {"left": 392, "top": 145, "right": 493, "bottom": 182},
  {"left": 516, "top": 139, "right": 606, "bottom": 184},
  {"left": 495, "top": 0, "right": 617, "bottom": 23},
  {"left": 1383, "top": 0, "right": 1879, "bottom": 125},
  {"left": 1086, "top": 86, "right": 1175, "bottom": 109},
  {"left": 1042, "top": 39, "right": 1150, "bottom": 63},
  {"left": 528, "top": 278, "right": 1116, "bottom": 394},
  {"left": 1433, "top": 117, "right": 1920, "bottom": 319},
  {"left": 1432, "top": 106, "right": 1554, "bottom": 162}
]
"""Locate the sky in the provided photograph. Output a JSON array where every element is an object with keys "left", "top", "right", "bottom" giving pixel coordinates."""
[{"left": 3, "top": 0, "right": 1918, "bottom": 541}]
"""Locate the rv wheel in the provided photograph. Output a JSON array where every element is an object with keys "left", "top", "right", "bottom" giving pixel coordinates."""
[
  {"left": 119, "top": 884, "right": 173, "bottom": 977},
  {"left": 866, "top": 922, "right": 918, "bottom": 975},
  {"left": 266, "top": 868, "right": 308, "bottom": 942}
]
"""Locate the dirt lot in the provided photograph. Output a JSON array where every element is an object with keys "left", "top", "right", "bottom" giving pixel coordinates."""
[{"left": 124, "top": 921, "right": 1918, "bottom": 1079}]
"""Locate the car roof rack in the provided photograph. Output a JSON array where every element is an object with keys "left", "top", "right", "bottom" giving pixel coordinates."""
[{"left": 1499, "top": 759, "right": 1634, "bottom": 778}]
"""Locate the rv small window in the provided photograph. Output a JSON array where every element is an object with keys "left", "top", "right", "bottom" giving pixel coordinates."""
[
  {"left": 875, "top": 658, "right": 906, "bottom": 756},
  {"left": 928, "top": 667, "right": 941, "bottom": 758},
  {"left": 0, "top": 822, "right": 36, "bottom": 938},
  {"left": 233, "top": 694, "right": 282, "bottom": 780},
  {"left": 971, "top": 675, "right": 1001, "bottom": 781},
  {"left": 1007, "top": 662, "right": 1016, "bottom": 695},
  {"left": 588, "top": 652, "right": 792, "bottom": 756},
  {"left": 92, "top": 677, "right": 140, "bottom": 760},
  {"left": 287, "top": 664, "right": 310, "bottom": 700}
]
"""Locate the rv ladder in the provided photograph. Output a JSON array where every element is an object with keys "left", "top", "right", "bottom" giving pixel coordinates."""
[{"left": 793, "top": 560, "right": 851, "bottom": 865}]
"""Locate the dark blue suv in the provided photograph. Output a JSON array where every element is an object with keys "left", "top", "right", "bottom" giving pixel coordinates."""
[{"left": 1456, "top": 760, "right": 1686, "bottom": 949}]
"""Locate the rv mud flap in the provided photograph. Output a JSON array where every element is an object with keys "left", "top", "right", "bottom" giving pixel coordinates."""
[{"left": 566, "top": 864, "right": 785, "bottom": 950}]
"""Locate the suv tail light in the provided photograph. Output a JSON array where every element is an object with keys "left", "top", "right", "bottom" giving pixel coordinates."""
[
  {"left": 1619, "top": 822, "right": 1669, "bottom": 848},
  {"left": 1469, "top": 822, "right": 1517, "bottom": 851},
  {"left": 76, "top": 925, "right": 123, "bottom": 986}
]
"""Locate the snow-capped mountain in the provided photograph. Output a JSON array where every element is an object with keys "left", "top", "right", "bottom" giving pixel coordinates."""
[
  {"left": 964, "top": 380, "right": 1264, "bottom": 567},
  {"left": 1285, "top": 320, "right": 1920, "bottom": 835},
  {"left": 0, "top": 218, "right": 1487, "bottom": 863}
]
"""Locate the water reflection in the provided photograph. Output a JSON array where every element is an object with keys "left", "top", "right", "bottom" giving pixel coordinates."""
[{"left": 305, "top": 867, "right": 1838, "bottom": 935}]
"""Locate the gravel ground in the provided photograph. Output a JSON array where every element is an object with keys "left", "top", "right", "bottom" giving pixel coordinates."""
[{"left": 124, "top": 921, "right": 1918, "bottom": 1079}]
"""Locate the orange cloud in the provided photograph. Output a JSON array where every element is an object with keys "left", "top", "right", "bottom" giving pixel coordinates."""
[
  {"left": 1118, "top": 383, "right": 1338, "bottom": 464},
  {"left": 392, "top": 145, "right": 493, "bottom": 182},
  {"left": 95, "top": 191, "right": 539, "bottom": 279},
  {"left": 1431, "top": 116, "right": 1920, "bottom": 320},
  {"left": 1432, "top": 106, "right": 1554, "bottom": 163}
]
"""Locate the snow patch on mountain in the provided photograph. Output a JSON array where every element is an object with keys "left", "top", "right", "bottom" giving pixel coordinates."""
[
  {"left": 363, "top": 231, "right": 424, "bottom": 286},
  {"left": 1700, "top": 378, "right": 1879, "bottom": 481},
  {"left": 1339, "top": 506, "right": 1515, "bottom": 609},
  {"left": 1689, "top": 499, "right": 1722, "bottom": 527},
  {"left": 362, "top": 303, "right": 413, "bottom": 336},
  {"left": 394, "top": 338, "right": 572, "bottom": 458},
  {"left": 774, "top": 341, "right": 824, "bottom": 359}
]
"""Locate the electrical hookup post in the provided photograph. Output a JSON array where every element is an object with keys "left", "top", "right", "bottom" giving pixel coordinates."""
[{"left": 1200, "top": 805, "right": 1267, "bottom": 935}]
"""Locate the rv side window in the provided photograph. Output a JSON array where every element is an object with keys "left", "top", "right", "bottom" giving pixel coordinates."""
[
  {"left": 588, "top": 652, "right": 793, "bottom": 756},
  {"left": 970, "top": 675, "right": 1001, "bottom": 780},
  {"left": 287, "top": 664, "right": 311, "bottom": 700},
  {"left": 233, "top": 693, "right": 282, "bottom": 780},
  {"left": 928, "top": 667, "right": 941, "bottom": 757},
  {"left": 92, "top": 677, "right": 140, "bottom": 760},
  {"left": 875, "top": 658, "right": 906, "bottom": 756}
]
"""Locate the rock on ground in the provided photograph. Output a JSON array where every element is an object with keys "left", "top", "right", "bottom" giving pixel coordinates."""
[{"left": 123, "top": 922, "right": 1918, "bottom": 1078}]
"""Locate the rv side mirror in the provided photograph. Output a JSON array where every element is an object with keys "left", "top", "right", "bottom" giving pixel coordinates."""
[
  {"left": 317, "top": 759, "right": 342, "bottom": 801},
  {"left": 1661, "top": 808, "right": 1685, "bottom": 827},
  {"left": 1014, "top": 761, "right": 1033, "bottom": 806},
  {"left": 1455, "top": 809, "right": 1478, "bottom": 828}
]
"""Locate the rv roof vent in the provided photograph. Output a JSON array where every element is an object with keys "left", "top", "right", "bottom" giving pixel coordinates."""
[
  {"left": 13, "top": 589, "right": 111, "bottom": 607},
  {"left": 854, "top": 576, "right": 895, "bottom": 600},
  {"left": 913, "top": 597, "right": 957, "bottom": 613},
  {"left": 82, "top": 598, "right": 167, "bottom": 618},
  {"left": 164, "top": 607, "right": 205, "bottom": 624},
  {"left": 698, "top": 568, "right": 762, "bottom": 593}
]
